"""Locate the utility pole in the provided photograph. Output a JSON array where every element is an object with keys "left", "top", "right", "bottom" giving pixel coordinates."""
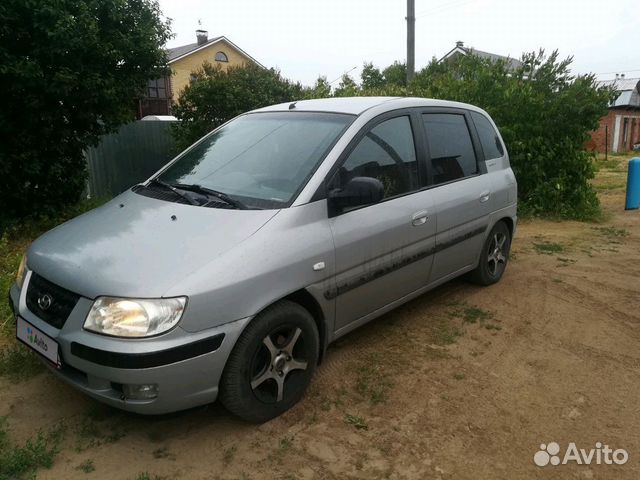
[{"left": 406, "top": 0, "right": 415, "bottom": 83}]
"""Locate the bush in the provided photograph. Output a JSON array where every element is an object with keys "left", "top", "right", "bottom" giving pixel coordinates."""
[
  {"left": 0, "top": 0, "right": 171, "bottom": 222},
  {"left": 171, "top": 63, "right": 306, "bottom": 150},
  {"left": 358, "top": 52, "right": 615, "bottom": 219}
]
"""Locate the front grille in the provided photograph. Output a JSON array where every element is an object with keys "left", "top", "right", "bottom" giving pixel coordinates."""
[{"left": 26, "top": 273, "right": 80, "bottom": 329}]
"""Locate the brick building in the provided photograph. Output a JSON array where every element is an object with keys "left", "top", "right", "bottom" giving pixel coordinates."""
[{"left": 587, "top": 76, "right": 640, "bottom": 153}]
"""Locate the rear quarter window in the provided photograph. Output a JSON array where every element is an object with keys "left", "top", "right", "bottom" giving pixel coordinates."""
[{"left": 471, "top": 111, "right": 504, "bottom": 160}]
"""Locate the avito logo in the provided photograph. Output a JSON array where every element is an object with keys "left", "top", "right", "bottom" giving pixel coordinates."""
[
  {"left": 27, "top": 327, "right": 48, "bottom": 352},
  {"left": 534, "top": 442, "right": 628, "bottom": 467}
]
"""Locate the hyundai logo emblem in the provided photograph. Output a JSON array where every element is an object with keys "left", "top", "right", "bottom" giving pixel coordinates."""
[{"left": 37, "top": 293, "right": 53, "bottom": 311}]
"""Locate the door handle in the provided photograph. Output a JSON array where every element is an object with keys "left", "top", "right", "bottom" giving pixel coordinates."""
[
  {"left": 411, "top": 210, "right": 429, "bottom": 226},
  {"left": 479, "top": 191, "right": 491, "bottom": 203}
]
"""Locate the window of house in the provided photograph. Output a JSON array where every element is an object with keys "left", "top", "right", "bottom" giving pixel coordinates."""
[
  {"left": 471, "top": 111, "right": 504, "bottom": 159},
  {"left": 215, "top": 51, "right": 229, "bottom": 62},
  {"left": 423, "top": 113, "right": 477, "bottom": 184},
  {"left": 147, "top": 78, "right": 167, "bottom": 99},
  {"left": 331, "top": 116, "right": 419, "bottom": 200}
]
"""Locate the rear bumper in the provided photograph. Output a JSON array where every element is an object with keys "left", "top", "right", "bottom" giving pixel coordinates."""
[{"left": 9, "top": 279, "right": 250, "bottom": 415}]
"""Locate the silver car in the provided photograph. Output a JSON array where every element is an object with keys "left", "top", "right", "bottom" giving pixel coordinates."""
[{"left": 10, "top": 97, "right": 516, "bottom": 422}]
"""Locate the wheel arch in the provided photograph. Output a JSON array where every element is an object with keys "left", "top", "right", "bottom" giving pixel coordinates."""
[
  {"left": 498, "top": 216, "right": 515, "bottom": 237},
  {"left": 281, "top": 289, "right": 328, "bottom": 364},
  {"left": 233, "top": 288, "right": 329, "bottom": 365}
]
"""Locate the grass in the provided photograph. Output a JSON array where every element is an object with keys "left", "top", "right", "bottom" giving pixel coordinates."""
[
  {"left": 344, "top": 414, "right": 369, "bottom": 430},
  {"left": 0, "top": 416, "right": 65, "bottom": 480},
  {"left": 461, "top": 306, "right": 492, "bottom": 324},
  {"left": 267, "top": 436, "right": 294, "bottom": 466},
  {"left": 152, "top": 447, "right": 175, "bottom": 460},
  {"left": 75, "top": 410, "right": 126, "bottom": 451},
  {"left": 533, "top": 241, "right": 565, "bottom": 255},
  {"left": 354, "top": 352, "right": 393, "bottom": 405},
  {"left": 133, "top": 474, "right": 164, "bottom": 480},
  {"left": 592, "top": 226, "right": 629, "bottom": 239},
  {"left": 433, "top": 319, "right": 463, "bottom": 345},
  {"left": 594, "top": 182, "right": 626, "bottom": 191},
  {"left": 484, "top": 324, "right": 502, "bottom": 331},
  {"left": 279, "top": 436, "right": 294, "bottom": 450},
  {"left": 222, "top": 445, "right": 237, "bottom": 465},
  {"left": 0, "top": 345, "right": 44, "bottom": 381},
  {"left": 75, "top": 459, "right": 95, "bottom": 473}
]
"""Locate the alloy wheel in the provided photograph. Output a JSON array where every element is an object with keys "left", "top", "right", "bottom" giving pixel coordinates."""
[
  {"left": 487, "top": 231, "right": 507, "bottom": 276},
  {"left": 250, "top": 326, "right": 308, "bottom": 403}
]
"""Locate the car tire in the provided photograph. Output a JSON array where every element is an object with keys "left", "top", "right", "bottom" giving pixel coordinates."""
[
  {"left": 468, "top": 221, "right": 511, "bottom": 286},
  {"left": 219, "top": 300, "right": 319, "bottom": 423}
]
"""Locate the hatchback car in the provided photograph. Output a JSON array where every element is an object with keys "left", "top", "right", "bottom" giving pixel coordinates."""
[{"left": 10, "top": 97, "right": 516, "bottom": 422}]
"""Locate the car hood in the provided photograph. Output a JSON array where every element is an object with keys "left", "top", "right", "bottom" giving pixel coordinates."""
[{"left": 27, "top": 190, "right": 279, "bottom": 299}]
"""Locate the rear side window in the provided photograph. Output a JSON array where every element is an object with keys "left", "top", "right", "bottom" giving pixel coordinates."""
[
  {"left": 332, "top": 116, "right": 419, "bottom": 199},
  {"left": 423, "top": 113, "right": 477, "bottom": 185},
  {"left": 471, "top": 111, "right": 505, "bottom": 159}
]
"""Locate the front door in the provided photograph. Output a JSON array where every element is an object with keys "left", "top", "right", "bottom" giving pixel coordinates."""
[{"left": 327, "top": 114, "right": 436, "bottom": 333}]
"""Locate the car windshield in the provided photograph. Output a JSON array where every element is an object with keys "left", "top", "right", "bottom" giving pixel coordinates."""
[{"left": 158, "top": 112, "right": 353, "bottom": 209}]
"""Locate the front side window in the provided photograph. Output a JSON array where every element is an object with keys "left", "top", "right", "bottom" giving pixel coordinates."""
[
  {"left": 423, "top": 113, "right": 477, "bottom": 184},
  {"left": 331, "top": 116, "right": 419, "bottom": 199},
  {"left": 215, "top": 51, "right": 229, "bottom": 62},
  {"left": 158, "top": 112, "right": 353, "bottom": 209},
  {"left": 471, "top": 111, "right": 504, "bottom": 159}
]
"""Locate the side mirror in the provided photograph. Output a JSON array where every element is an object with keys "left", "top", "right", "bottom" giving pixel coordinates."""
[{"left": 328, "top": 176, "right": 384, "bottom": 216}]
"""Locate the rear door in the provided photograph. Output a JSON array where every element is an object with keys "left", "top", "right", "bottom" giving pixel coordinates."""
[
  {"left": 326, "top": 111, "right": 436, "bottom": 333},
  {"left": 420, "top": 109, "right": 494, "bottom": 282}
]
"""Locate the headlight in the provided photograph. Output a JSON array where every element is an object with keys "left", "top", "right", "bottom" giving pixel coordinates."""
[
  {"left": 84, "top": 297, "right": 187, "bottom": 338},
  {"left": 16, "top": 255, "right": 27, "bottom": 290}
]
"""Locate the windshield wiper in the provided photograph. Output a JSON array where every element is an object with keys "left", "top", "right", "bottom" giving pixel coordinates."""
[
  {"left": 148, "top": 179, "right": 199, "bottom": 206},
  {"left": 171, "top": 183, "right": 248, "bottom": 210}
]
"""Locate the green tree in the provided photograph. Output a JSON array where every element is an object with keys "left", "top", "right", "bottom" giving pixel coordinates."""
[
  {"left": 411, "top": 50, "right": 615, "bottom": 219},
  {"left": 382, "top": 61, "right": 407, "bottom": 87},
  {"left": 304, "top": 76, "right": 332, "bottom": 99},
  {"left": 361, "top": 63, "right": 385, "bottom": 90},
  {"left": 171, "top": 63, "right": 305, "bottom": 150},
  {"left": 333, "top": 74, "right": 360, "bottom": 97},
  {"left": 0, "top": 0, "right": 171, "bottom": 221}
]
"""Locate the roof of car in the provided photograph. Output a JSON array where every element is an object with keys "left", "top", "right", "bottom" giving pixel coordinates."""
[{"left": 253, "top": 96, "right": 480, "bottom": 116}]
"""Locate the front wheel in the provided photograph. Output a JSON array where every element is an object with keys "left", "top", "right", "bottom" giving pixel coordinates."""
[
  {"left": 468, "top": 221, "right": 511, "bottom": 286},
  {"left": 219, "top": 301, "right": 319, "bottom": 423}
]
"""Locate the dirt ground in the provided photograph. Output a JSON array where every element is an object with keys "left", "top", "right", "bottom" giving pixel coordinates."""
[{"left": 2, "top": 155, "right": 640, "bottom": 479}]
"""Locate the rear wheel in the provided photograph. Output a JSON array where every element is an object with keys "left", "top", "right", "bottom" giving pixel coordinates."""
[
  {"left": 469, "top": 221, "right": 511, "bottom": 286},
  {"left": 220, "top": 301, "right": 319, "bottom": 423}
]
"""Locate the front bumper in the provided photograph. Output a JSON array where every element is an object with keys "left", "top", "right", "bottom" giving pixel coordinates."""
[{"left": 9, "top": 276, "right": 250, "bottom": 414}]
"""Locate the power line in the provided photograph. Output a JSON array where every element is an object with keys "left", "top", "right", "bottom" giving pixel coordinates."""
[
  {"left": 594, "top": 68, "right": 640, "bottom": 76},
  {"left": 329, "top": 66, "right": 358, "bottom": 85}
]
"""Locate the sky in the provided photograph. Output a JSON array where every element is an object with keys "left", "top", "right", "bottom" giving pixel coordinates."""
[{"left": 159, "top": 0, "right": 640, "bottom": 87}]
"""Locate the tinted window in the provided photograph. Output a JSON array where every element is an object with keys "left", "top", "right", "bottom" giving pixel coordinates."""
[
  {"left": 332, "top": 116, "right": 419, "bottom": 199},
  {"left": 159, "top": 112, "right": 352, "bottom": 208},
  {"left": 423, "top": 114, "right": 477, "bottom": 184},
  {"left": 471, "top": 111, "right": 504, "bottom": 159}
]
